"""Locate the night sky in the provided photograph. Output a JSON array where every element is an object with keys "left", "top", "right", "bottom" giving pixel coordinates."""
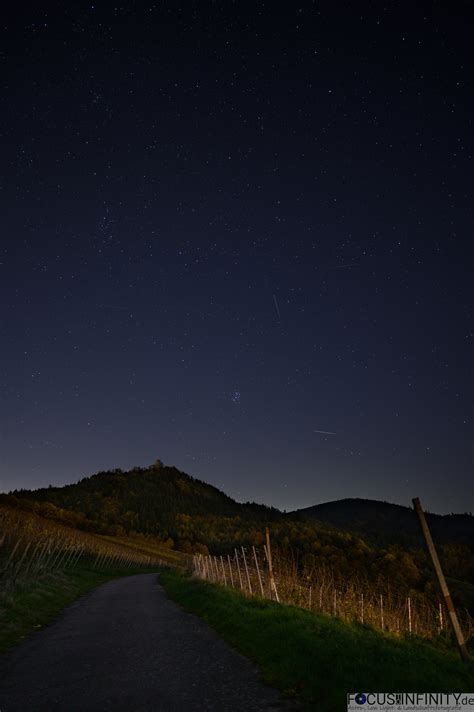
[{"left": 1, "top": 3, "right": 472, "bottom": 514}]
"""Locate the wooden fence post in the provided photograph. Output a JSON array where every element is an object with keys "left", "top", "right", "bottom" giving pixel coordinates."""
[
  {"left": 413, "top": 497, "right": 470, "bottom": 662},
  {"left": 227, "top": 554, "right": 234, "bottom": 587},
  {"left": 42, "top": 538, "right": 57, "bottom": 571},
  {"left": 252, "top": 546, "right": 264, "bottom": 597},
  {"left": 51, "top": 542, "right": 65, "bottom": 569},
  {"left": 234, "top": 548, "right": 243, "bottom": 590},
  {"left": 23, "top": 541, "right": 41, "bottom": 578},
  {"left": 265, "top": 527, "right": 280, "bottom": 602},
  {"left": 241, "top": 546, "right": 252, "bottom": 594},
  {"left": 13, "top": 542, "right": 31, "bottom": 580},
  {"left": 70, "top": 545, "right": 85, "bottom": 569},
  {"left": 3, "top": 537, "right": 23, "bottom": 572},
  {"left": 64, "top": 545, "right": 79, "bottom": 569},
  {"left": 220, "top": 555, "right": 227, "bottom": 586}
]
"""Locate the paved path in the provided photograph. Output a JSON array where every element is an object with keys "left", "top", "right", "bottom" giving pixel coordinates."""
[{"left": 0, "top": 573, "right": 296, "bottom": 711}]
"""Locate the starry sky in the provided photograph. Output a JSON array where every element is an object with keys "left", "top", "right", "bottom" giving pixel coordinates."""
[{"left": 1, "top": 3, "right": 472, "bottom": 514}]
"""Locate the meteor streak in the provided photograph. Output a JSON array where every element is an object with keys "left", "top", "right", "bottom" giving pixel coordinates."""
[{"left": 272, "top": 293, "right": 281, "bottom": 321}]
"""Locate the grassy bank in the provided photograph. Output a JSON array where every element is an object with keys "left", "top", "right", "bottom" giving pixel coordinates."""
[
  {"left": 160, "top": 570, "right": 474, "bottom": 711},
  {"left": 0, "top": 564, "right": 157, "bottom": 652}
]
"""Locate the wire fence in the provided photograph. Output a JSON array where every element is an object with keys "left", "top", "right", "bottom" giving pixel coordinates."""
[
  {"left": 0, "top": 504, "right": 165, "bottom": 597},
  {"left": 192, "top": 544, "right": 473, "bottom": 642},
  {"left": 3, "top": 503, "right": 472, "bottom": 644}
]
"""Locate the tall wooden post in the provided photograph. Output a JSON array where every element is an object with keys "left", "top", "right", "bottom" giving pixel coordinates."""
[
  {"left": 252, "top": 546, "right": 264, "bottom": 596},
  {"left": 13, "top": 542, "right": 31, "bottom": 580},
  {"left": 413, "top": 497, "right": 469, "bottom": 662},
  {"left": 227, "top": 554, "right": 234, "bottom": 587},
  {"left": 50, "top": 542, "right": 64, "bottom": 570},
  {"left": 220, "top": 555, "right": 227, "bottom": 586},
  {"left": 234, "top": 548, "right": 243, "bottom": 590},
  {"left": 241, "top": 546, "right": 252, "bottom": 594},
  {"left": 265, "top": 527, "right": 280, "bottom": 602},
  {"left": 4, "top": 538, "right": 23, "bottom": 572},
  {"left": 69, "top": 545, "right": 84, "bottom": 569}
]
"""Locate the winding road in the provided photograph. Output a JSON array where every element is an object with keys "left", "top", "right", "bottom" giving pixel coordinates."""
[{"left": 0, "top": 573, "right": 296, "bottom": 711}]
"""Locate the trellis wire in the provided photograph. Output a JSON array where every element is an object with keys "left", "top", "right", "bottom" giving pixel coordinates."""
[
  {"left": 0, "top": 504, "right": 164, "bottom": 597},
  {"left": 192, "top": 545, "right": 473, "bottom": 642}
]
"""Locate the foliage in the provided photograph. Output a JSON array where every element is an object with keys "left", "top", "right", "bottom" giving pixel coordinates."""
[
  {"left": 194, "top": 547, "right": 473, "bottom": 642},
  {"left": 8, "top": 463, "right": 474, "bottom": 614},
  {"left": 0, "top": 503, "right": 178, "bottom": 605},
  {"left": 9, "top": 463, "right": 280, "bottom": 539},
  {"left": 298, "top": 498, "right": 474, "bottom": 547}
]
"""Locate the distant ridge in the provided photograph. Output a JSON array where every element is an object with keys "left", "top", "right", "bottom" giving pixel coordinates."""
[
  {"left": 5, "top": 466, "right": 474, "bottom": 615},
  {"left": 9, "top": 461, "right": 281, "bottom": 537},
  {"left": 8, "top": 463, "right": 474, "bottom": 547},
  {"left": 293, "top": 498, "right": 474, "bottom": 546}
]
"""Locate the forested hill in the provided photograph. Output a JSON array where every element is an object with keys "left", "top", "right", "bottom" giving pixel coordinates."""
[
  {"left": 7, "top": 464, "right": 474, "bottom": 605},
  {"left": 9, "top": 461, "right": 281, "bottom": 538},
  {"left": 295, "top": 498, "right": 474, "bottom": 546},
  {"left": 8, "top": 464, "right": 474, "bottom": 549}
]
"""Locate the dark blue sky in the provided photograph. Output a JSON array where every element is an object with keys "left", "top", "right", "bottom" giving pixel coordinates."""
[{"left": 1, "top": 2, "right": 472, "bottom": 513}]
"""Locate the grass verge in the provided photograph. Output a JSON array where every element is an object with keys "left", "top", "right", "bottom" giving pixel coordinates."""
[
  {"left": 160, "top": 569, "right": 474, "bottom": 711},
  {"left": 0, "top": 565, "right": 157, "bottom": 652}
]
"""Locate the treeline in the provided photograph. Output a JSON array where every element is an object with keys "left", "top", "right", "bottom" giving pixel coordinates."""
[
  {"left": 0, "top": 493, "right": 106, "bottom": 533},
  {"left": 173, "top": 512, "right": 422, "bottom": 588},
  {"left": 297, "top": 498, "right": 474, "bottom": 547},
  {"left": 9, "top": 463, "right": 281, "bottom": 538},
  {"left": 178, "top": 512, "right": 474, "bottom": 613},
  {"left": 8, "top": 463, "right": 474, "bottom": 613}
]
